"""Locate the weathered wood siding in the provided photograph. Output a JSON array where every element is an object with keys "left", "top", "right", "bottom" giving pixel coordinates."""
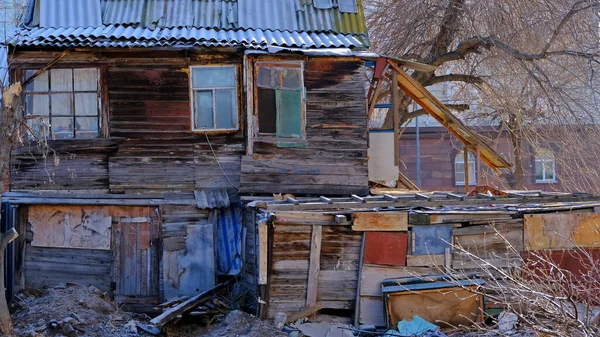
[
  {"left": 25, "top": 244, "right": 112, "bottom": 291},
  {"left": 241, "top": 57, "right": 369, "bottom": 196},
  {"left": 267, "top": 221, "right": 361, "bottom": 318},
  {"left": 11, "top": 54, "right": 245, "bottom": 194}
]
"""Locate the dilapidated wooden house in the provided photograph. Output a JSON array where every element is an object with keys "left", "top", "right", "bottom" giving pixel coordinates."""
[{"left": 1, "top": 0, "right": 512, "bottom": 309}]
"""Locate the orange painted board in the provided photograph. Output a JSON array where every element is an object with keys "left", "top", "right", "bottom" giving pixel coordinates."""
[
  {"left": 524, "top": 213, "right": 600, "bottom": 250},
  {"left": 364, "top": 232, "right": 408, "bottom": 266},
  {"left": 352, "top": 212, "right": 408, "bottom": 231}
]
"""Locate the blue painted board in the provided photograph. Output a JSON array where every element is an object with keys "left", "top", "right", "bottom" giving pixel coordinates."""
[{"left": 411, "top": 225, "right": 453, "bottom": 255}]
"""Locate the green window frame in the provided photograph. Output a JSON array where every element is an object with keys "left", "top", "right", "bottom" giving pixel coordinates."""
[{"left": 256, "top": 62, "right": 305, "bottom": 139}]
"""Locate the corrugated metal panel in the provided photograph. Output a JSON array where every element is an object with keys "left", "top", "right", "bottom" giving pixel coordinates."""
[
  {"left": 0, "top": 45, "right": 7, "bottom": 87},
  {"left": 39, "top": 0, "right": 102, "bottom": 27},
  {"left": 194, "top": 189, "right": 230, "bottom": 209},
  {"left": 11, "top": 26, "right": 368, "bottom": 49},
  {"left": 27, "top": 0, "right": 368, "bottom": 34}
]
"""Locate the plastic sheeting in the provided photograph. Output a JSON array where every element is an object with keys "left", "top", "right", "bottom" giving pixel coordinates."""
[{"left": 214, "top": 205, "right": 243, "bottom": 275}]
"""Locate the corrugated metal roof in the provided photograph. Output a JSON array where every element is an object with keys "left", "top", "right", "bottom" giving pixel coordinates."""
[
  {"left": 11, "top": 26, "right": 367, "bottom": 49},
  {"left": 14, "top": 0, "right": 368, "bottom": 49}
]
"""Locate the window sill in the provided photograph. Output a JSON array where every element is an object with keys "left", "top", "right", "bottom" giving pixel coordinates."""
[
  {"left": 192, "top": 128, "right": 239, "bottom": 133},
  {"left": 535, "top": 180, "right": 557, "bottom": 184},
  {"left": 455, "top": 182, "right": 477, "bottom": 187}
]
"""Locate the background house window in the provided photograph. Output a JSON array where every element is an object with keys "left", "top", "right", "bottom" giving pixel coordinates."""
[
  {"left": 535, "top": 149, "right": 556, "bottom": 183},
  {"left": 25, "top": 68, "right": 100, "bottom": 139},
  {"left": 256, "top": 62, "right": 305, "bottom": 139},
  {"left": 190, "top": 66, "right": 238, "bottom": 131},
  {"left": 455, "top": 151, "right": 477, "bottom": 186}
]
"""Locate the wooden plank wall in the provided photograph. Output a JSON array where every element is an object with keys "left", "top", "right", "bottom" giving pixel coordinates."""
[
  {"left": 11, "top": 139, "right": 117, "bottom": 191},
  {"left": 241, "top": 57, "right": 369, "bottom": 196},
  {"left": 11, "top": 52, "right": 368, "bottom": 196},
  {"left": 266, "top": 214, "right": 362, "bottom": 318},
  {"left": 241, "top": 208, "right": 258, "bottom": 310},
  {"left": 24, "top": 245, "right": 112, "bottom": 291}
]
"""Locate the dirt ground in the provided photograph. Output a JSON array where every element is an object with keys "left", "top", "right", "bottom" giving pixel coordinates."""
[
  {"left": 163, "top": 310, "right": 287, "bottom": 337},
  {"left": 11, "top": 283, "right": 140, "bottom": 337},
  {"left": 10, "top": 284, "right": 286, "bottom": 337}
]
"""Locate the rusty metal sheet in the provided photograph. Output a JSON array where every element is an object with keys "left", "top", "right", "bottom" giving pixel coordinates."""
[
  {"left": 352, "top": 211, "right": 408, "bottom": 231},
  {"left": 524, "top": 213, "right": 600, "bottom": 250},
  {"left": 363, "top": 232, "right": 408, "bottom": 266}
]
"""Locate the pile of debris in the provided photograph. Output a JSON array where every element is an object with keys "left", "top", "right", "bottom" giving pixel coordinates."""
[{"left": 11, "top": 283, "right": 141, "bottom": 337}]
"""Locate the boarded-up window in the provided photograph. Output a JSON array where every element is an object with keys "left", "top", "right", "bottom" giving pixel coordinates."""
[
  {"left": 24, "top": 68, "right": 101, "bottom": 139},
  {"left": 190, "top": 66, "right": 239, "bottom": 131},
  {"left": 28, "top": 205, "right": 112, "bottom": 250},
  {"left": 256, "top": 62, "right": 304, "bottom": 138}
]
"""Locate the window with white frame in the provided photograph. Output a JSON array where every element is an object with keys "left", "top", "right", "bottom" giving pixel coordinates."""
[
  {"left": 190, "top": 66, "right": 238, "bottom": 131},
  {"left": 256, "top": 62, "right": 305, "bottom": 139},
  {"left": 455, "top": 151, "right": 477, "bottom": 186},
  {"left": 535, "top": 149, "right": 556, "bottom": 183},
  {"left": 24, "top": 68, "right": 101, "bottom": 139}
]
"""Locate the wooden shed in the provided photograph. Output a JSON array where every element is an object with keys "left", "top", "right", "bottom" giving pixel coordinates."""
[{"left": 243, "top": 192, "right": 600, "bottom": 326}]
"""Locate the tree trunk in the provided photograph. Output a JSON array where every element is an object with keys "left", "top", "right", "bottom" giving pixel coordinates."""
[
  {"left": 0, "top": 83, "right": 24, "bottom": 336},
  {"left": 0, "top": 222, "right": 17, "bottom": 336},
  {"left": 507, "top": 116, "right": 524, "bottom": 189}
]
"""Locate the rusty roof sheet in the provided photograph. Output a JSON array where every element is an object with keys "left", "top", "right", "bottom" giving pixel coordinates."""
[{"left": 16, "top": 0, "right": 369, "bottom": 49}]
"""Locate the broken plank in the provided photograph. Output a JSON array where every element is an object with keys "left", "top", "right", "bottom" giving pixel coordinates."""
[
  {"left": 149, "top": 281, "right": 230, "bottom": 328},
  {"left": 352, "top": 212, "right": 408, "bottom": 231},
  {"left": 154, "top": 296, "right": 190, "bottom": 309},
  {"left": 406, "top": 254, "right": 445, "bottom": 267},
  {"left": 286, "top": 305, "right": 323, "bottom": 323}
]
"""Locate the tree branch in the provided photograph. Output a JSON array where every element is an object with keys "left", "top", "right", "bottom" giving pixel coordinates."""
[{"left": 424, "top": 74, "right": 487, "bottom": 86}]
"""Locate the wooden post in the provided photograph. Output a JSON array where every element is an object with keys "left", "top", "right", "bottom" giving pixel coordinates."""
[
  {"left": 476, "top": 144, "right": 482, "bottom": 185},
  {"left": 258, "top": 220, "right": 268, "bottom": 285},
  {"left": 306, "top": 226, "right": 322, "bottom": 306},
  {"left": 392, "top": 70, "right": 400, "bottom": 166},
  {"left": 464, "top": 147, "right": 469, "bottom": 194},
  {"left": 353, "top": 233, "right": 366, "bottom": 328}
]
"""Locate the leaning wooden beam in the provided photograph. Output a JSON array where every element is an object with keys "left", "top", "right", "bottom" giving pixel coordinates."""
[
  {"left": 149, "top": 281, "right": 230, "bottom": 328},
  {"left": 23, "top": 49, "right": 73, "bottom": 87},
  {"left": 306, "top": 226, "right": 323, "bottom": 307},
  {"left": 392, "top": 69, "right": 400, "bottom": 166}
]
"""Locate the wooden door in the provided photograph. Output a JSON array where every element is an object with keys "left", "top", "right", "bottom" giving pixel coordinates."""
[{"left": 112, "top": 216, "right": 159, "bottom": 303}]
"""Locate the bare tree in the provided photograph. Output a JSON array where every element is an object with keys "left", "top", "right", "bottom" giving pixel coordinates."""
[{"left": 367, "top": 0, "right": 600, "bottom": 190}]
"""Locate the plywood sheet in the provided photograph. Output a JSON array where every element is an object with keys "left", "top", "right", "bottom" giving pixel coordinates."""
[
  {"left": 352, "top": 212, "right": 408, "bottom": 231},
  {"left": 524, "top": 213, "right": 600, "bottom": 250},
  {"left": 385, "top": 287, "right": 483, "bottom": 328},
  {"left": 364, "top": 232, "right": 408, "bottom": 266},
  {"left": 29, "top": 205, "right": 112, "bottom": 250},
  {"left": 411, "top": 225, "right": 453, "bottom": 255}
]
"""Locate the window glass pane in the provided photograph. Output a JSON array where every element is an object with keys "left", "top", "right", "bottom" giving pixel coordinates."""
[
  {"left": 215, "top": 89, "right": 237, "bottom": 129},
  {"left": 535, "top": 160, "right": 544, "bottom": 180},
  {"left": 25, "top": 70, "right": 48, "bottom": 92},
  {"left": 27, "top": 117, "right": 49, "bottom": 138},
  {"left": 25, "top": 95, "right": 49, "bottom": 116},
  {"left": 257, "top": 67, "right": 277, "bottom": 88},
  {"left": 51, "top": 94, "right": 72, "bottom": 116},
  {"left": 258, "top": 88, "right": 277, "bottom": 133},
  {"left": 192, "top": 67, "right": 235, "bottom": 88},
  {"left": 51, "top": 117, "right": 74, "bottom": 139},
  {"left": 281, "top": 68, "right": 302, "bottom": 89},
  {"left": 74, "top": 68, "right": 98, "bottom": 91},
  {"left": 75, "top": 93, "right": 98, "bottom": 116},
  {"left": 194, "top": 90, "right": 214, "bottom": 128},
  {"left": 276, "top": 89, "right": 303, "bottom": 138},
  {"left": 75, "top": 117, "right": 99, "bottom": 138},
  {"left": 50, "top": 69, "right": 73, "bottom": 91}
]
